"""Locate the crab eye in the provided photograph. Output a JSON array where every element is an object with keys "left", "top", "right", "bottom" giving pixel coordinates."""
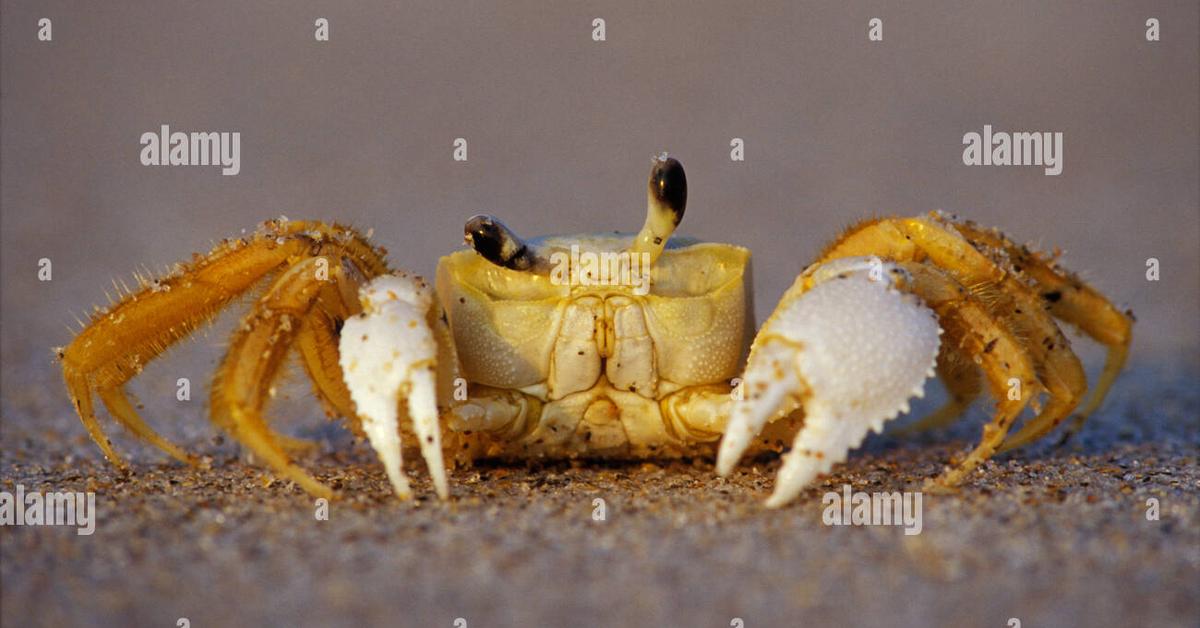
[
  {"left": 649, "top": 156, "right": 687, "bottom": 225},
  {"left": 464, "top": 214, "right": 542, "bottom": 272}
]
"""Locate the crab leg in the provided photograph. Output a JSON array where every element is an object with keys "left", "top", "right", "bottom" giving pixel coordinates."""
[
  {"left": 949, "top": 220, "right": 1133, "bottom": 438},
  {"left": 717, "top": 257, "right": 941, "bottom": 508},
  {"left": 339, "top": 274, "right": 449, "bottom": 500},
  {"left": 60, "top": 219, "right": 390, "bottom": 478},
  {"left": 210, "top": 257, "right": 358, "bottom": 498}
]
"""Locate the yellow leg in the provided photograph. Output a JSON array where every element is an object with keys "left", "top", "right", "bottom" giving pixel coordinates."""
[
  {"left": 59, "top": 219, "right": 388, "bottom": 478},
  {"left": 294, "top": 295, "right": 367, "bottom": 439},
  {"left": 97, "top": 387, "right": 196, "bottom": 465},
  {"left": 896, "top": 347, "right": 980, "bottom": 435},
  {"left": 818, "top": 217, "right": 921, "bottom": 262},
  {"left": 818, "top": 216, "right": 1092, "bottom": 482},
  {"left": 950, "top": 220, "right": 1133, "bottom": 434},
  {"left": 210, "top": 257, "right": 372, "bottom": 499},
  {"left": 891, "top": 263, "right": 1039, "bottom": 487},
  {"left": 64, "top": 372, "right": 128, "bottom": 469},
  {"left": 889, "top": 215, "right": 1089, "bottom": 451},
  {"left": 60, "top": 226, "right": 312, "bottom": 466}
]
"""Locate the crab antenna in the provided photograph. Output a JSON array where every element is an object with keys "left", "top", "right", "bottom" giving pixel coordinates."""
[
  {"left": 464, "top": 214, "right": 549, "bottom": 272},
  {"left": 630, "top": 153, "right": 687, "bottom": 263}
]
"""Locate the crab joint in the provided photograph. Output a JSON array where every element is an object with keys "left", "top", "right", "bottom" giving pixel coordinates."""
[
  {"left": 464, "top": 215, "right": 550, "bottom": 272},
  {"left": 630, "top": 153, "right": 687, "bottom": 263}
]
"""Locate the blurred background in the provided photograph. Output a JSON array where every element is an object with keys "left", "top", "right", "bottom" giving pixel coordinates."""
[{"left": 2, "top": 1, "right": 1196, "bottom": 374}]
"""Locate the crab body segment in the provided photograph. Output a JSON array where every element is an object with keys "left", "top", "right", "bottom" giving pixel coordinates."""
[{"left": 58, "top": 156, "right": 1133, "bottom": 507}]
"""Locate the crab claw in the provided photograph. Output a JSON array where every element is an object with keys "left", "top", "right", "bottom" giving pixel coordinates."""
[
  {"left": 716, "top": 257, "right": 941, "bottom": 508},
  {"left": 339, "top": 275, "right": 449, "bottom": 500}
]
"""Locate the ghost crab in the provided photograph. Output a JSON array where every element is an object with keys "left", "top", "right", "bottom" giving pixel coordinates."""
[{"left": 58, "top": 155, "right": 1132, "bottom": 506}]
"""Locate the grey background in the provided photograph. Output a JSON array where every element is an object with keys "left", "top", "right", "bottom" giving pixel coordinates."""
[
  {"left": 1, "top": 2, "right": 1197, "bottom": 628},
  {"left": 2, "top": 1, "right": 1197, "bottom": 365}
]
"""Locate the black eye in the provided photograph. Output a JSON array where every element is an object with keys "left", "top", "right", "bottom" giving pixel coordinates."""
[
  {"left": 463, "top": 214, "right": 535, "bottom": 271},
  {"left": 464, "top": 215, "right": 505, "bottom": 264},
  {"left": 650, "top": 157, "right": 687, "bottom": 224}
]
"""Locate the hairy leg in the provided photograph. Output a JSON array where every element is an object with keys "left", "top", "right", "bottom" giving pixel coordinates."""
[
  {"left": 949, "top": 219, "right": 1132, "bottom": 438},
  {"left": 823, "top": 215, "right": 1088, "bottom": 447},
  {"left": 895, "top": 263, "right": 1039, "bottom": 487},
  {"left": 60, "top": 219, "right": 388, "bottom": 474},
  {"left": 61, "top": 224, "right": 315, "bottom": 466},
  {"left": 294, "top": 283, "right": 367, "bottom": 438},
  {"left": 210, "top": 257, "right": 370, "bottom": 498}
]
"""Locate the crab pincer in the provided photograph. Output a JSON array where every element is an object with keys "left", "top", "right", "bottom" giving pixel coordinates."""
[
  {"left": 716, "top": 257, "right": 942, "bottom": 507},
  {"left": 339, "top": 275, "right": 450, "bottom": 500}
]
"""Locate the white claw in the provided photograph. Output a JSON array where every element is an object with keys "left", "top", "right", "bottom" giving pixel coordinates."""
[
  {"left": 719, "top": 257, "right": 941, "bottom": 508},
  {"left": 406, "top": 366, "right": 449, "bottom": 499},
  {"left": 715, "top": 343, "right": 803, "bottom": 477},
  {"left": 339, "top": 275, "right": 450, "bottom": 500}
]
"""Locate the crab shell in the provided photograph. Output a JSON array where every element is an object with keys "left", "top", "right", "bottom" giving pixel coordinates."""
[
  {"left": 435, "top": 234, "right": 755, "bottom": 413},
  {"left": 342, "top": 228, "right": 943, "bottom": 504}
]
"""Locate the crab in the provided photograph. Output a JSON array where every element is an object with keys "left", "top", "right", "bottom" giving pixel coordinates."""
[{"left": 57, "top": 155, "right": 1133, "bottom": 507}]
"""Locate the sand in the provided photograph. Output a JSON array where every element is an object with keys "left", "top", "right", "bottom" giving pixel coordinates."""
[{"left": 1, "top": 355, "right": 1197, "bottom": 628}]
